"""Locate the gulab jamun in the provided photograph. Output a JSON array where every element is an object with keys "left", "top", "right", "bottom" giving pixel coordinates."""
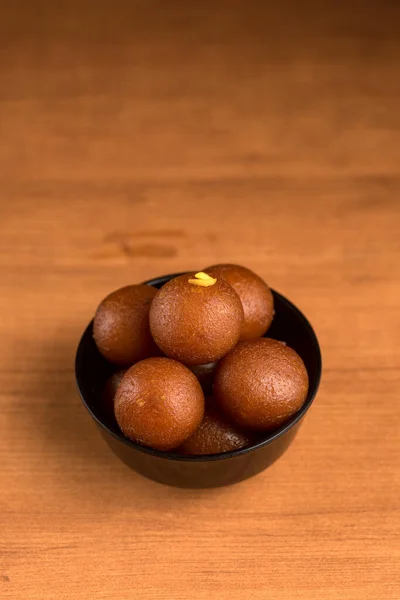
[
  {"left": 114, "top": 357, "right": 204, "bottom": 451},
  {"left": 214, "top": 338, "right": 309, "bottom": 431},
  {"left": 149, "top": 272, "right": 244, "bottom": 365},
  {"left": 93, "top": 284, "right": 160, "bottom": 367},
  {"left": 179, "top": 402, "right": 254, "bottom": 455},
  {"left": 204, "top": 264, "right": 274, "bottom": 340}
]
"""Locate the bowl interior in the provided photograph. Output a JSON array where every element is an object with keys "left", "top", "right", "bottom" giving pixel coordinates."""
[{"left": 75, "top": 273, "right": 322, "bottom": 461}]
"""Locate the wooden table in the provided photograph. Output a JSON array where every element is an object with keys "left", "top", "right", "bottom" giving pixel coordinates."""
[{"left": 1, "top": 1, "right": 399, "bottom": 598}]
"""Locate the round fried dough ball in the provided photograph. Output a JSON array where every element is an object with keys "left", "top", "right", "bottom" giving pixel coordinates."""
[
  {"left": 179, "top": 402, "right": 254, "bottom": 455},
  {"left": 214, "top": 338, "right": 309, "bottom": 431},
  {"left": 149, "top": 272, "right": 244, "bottom": 365},
  {"left": 114, "top": 357, "right": 205, "bottom": 451},
  {"left": 93, "top": 284, "right": 160, "bottom": 367},
  {"left": 204, "top": 264, "right": 274, "bottom": 340}
]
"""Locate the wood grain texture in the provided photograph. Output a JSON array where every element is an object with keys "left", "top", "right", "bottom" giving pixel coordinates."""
[{"left": 1, "top": 1, "right": 399, "bottom": 598}]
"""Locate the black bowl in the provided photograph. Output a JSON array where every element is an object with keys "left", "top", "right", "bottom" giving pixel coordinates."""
[{"left": 75, "top": 273, "right": 322, "bottom": 488}]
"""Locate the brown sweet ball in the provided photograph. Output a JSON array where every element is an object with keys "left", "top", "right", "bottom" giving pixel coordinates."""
[
  {"left": 93, "top": 284, "right": 161, "bottom": 367},
  {"left": 114, "top": 357, "right": 205, "bottom": 451},
  {"left": 204, "top": 264, "right": 274, "bottom": 340},
  {"left": 214, "top": 338, "right": 309, "bottom": 431},
  {"left": 149, "top": 272, "right": 244, "bottom": 365},
  {"left": 188, "top": 362, "right": 218, "bottom": 394},
  {"left": 101, "top": 369, "right": 126, "bottom": 422},
  {"left": 179, "top": 402, "right": 254, "bottom": 455}
]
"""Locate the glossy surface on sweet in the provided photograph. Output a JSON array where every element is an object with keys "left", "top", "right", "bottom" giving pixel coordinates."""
[
  {"left": 93, "top": 284, "right": 160, "bottom": 366},
  {"left": 214, "top": 338, "right": 309, "bottom": 430},
  {"left": 149, "top": 273, "right": 244, "bottom": 365},
  {"left": 179, "top": 402, "right": 254, "bottom": 455},
  {"left": 114, "top": 357, "right": 204, "bottom": 451},
  {"left": 204, "top": 264, "right": 274, "bottom": 340}
]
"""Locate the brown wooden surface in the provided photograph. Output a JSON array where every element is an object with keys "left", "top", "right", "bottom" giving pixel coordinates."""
[{"left": 1, "top": 1, "right": 400, "bottom": 598}]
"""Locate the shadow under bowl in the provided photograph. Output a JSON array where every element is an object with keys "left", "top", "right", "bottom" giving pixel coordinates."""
[{"left": 75, "top": 273, "right": 322, "bottom": 488}]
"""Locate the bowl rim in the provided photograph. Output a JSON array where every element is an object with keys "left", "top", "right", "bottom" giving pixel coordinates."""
[{"left": 75, "top": 273, "right": 322, "bottom": 463}]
